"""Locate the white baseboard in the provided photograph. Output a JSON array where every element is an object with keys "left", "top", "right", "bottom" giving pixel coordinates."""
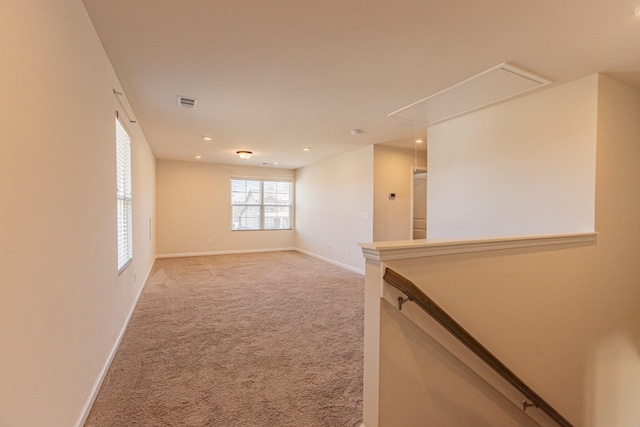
[
  {"left": 74, "top": 259, "right": 155, "bottom": 427},
  {"left": 295, "top": 248, "right": 365, "bottom": 275},
  {"left": 157, "top": 247, "right": 365, "bottom": 276},
  {"left": 156, "top": 247, "right": 297, "bottom": 259}
]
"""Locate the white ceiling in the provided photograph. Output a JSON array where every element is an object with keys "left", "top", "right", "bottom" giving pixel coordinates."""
[{"left": 83, "top": 0, "right": 640, "bottom": 169}]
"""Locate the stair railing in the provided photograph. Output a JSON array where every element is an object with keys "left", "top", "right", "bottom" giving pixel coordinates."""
[{"left": 383, "top": 267, "right": 573, "bottom": 427}]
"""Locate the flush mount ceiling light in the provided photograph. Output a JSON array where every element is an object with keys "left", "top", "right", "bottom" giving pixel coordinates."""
[
  {"left": 194, "top": 155, "right": 202, "bottom": 159},
  {"left": 635, "top": 6, "right": 640, "bottom": 16},
  {"left": 350, "top": 129, "right": 363, "bottom": 135},
  {"left": 303, "top": 147, "right": 311, "bottom": 151},
  {"left": 237, "top": 150, "right": 252, "bottom": 160},
  {"left": 415, "top": 138, "right": 424, "bottom": 144},
  {"left": 203, "top": 136, "right": 212, "bottom": 141}
]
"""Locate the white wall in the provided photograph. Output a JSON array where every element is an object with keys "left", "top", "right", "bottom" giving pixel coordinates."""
[
  {"left": 588, "top": 74, "right": 640, "bottom": 426},
  {"left": 295, "top": 146, "right": 374, "bottom": 273},
  {"left": 369, "top": 75, "right": 640, "bottom": 426},
  {"left": 373, "top": 145, "right": 426, "bottom": 241},
  {"left": 156, "top": 145, "right": 420, "bottom": 269},
  {"left": 427, "top": 75, "right": 598, "bottom": 239},
  {"left": 158, "top": 145, "right": 415, "bottom": 269},
  {"left": 0, "top": 1, "right": 156, "bottom": 426},
  {"left": 156, "top": 160, "right": 295, "bottom": 256}
]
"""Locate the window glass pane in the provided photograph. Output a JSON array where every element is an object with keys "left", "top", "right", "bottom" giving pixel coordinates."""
[
  {"left": 264, "top": 206, "right": 290, "bottom": 230},
  {"left": 263, "top": 181, "right": 291, "bottom": 206},
  {"left": 231, "top": 205, "right": 260, "bottom": 230},
  {"left": 263, "top": 181, "right": 277, "bottom": 192},
  {"left": 231, "top": 179, "right": 261, "bottom": 205},
  {"left": 276, "top": 181, "right": 291, "bottom": 193}
]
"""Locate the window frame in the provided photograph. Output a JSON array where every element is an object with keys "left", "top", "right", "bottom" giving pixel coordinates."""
[
  {"left": 116, "top": 114, "right": 133, "bottom": 273},
  {"left": 230, "top": 178, "right": 293, "bottom": 231}
]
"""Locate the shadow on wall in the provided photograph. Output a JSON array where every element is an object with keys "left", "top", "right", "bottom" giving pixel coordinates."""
[
  {"left": 380, "top": 301, "right": 539, "bottom": 426},
  {"left": 586, "top": 332, "right": 640, "bottom": 426}
]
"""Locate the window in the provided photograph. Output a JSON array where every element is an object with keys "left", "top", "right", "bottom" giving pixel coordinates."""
[
  {"left": 116, "top": 117, "right": 132, "bottom": 272},
  {"left": 231, "top": 179, "right": 293, "bottom": 230}
]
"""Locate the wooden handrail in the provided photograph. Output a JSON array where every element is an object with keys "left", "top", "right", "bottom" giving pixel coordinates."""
[{"left": 383, "top": 267, "right": 573, "bottom": 427}]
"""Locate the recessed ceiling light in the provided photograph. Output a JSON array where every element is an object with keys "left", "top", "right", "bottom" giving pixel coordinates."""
[
  {"left": 635, "top": 6, "right": 640, "bottom": 16},
  {"left": 203, "top": 136, "right": 212, "bottom": 141},
  {"left": 194, "top": 155, "right": 202, "bottom": 159},
  {"left": 415, "top": 138, "right": 424, "bottom": 144},
  {"left": 350, "top": 129, "right": 363, "bottom": 135},
  {"left": 303, "top": 147, "right": 311, "bottom": 151}
]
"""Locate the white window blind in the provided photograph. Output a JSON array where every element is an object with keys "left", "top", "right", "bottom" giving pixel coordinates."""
[{"left": 116, "top": 117, "right": 132, "bottom": 272}]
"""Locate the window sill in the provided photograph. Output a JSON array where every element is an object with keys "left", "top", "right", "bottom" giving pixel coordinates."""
[
  {"left": 118, "top": 258, "right": 133, "bottom": 275},
  {"left": 231, "top": 228, "right": 293, "bottom": 232}
]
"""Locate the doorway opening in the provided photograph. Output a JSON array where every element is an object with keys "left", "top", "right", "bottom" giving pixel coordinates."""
[{"left": 411, "top": 168, "right": 427, "bottom": 239}]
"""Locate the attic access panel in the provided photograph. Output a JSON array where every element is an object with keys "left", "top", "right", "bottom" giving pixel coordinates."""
[{"left": 388, "top": 63, "right": 551, "bottom": 126}]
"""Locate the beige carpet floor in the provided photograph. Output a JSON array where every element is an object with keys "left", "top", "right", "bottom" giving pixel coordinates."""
[{"left": 86, "top": 251, "right": 364, "bottom": 426}]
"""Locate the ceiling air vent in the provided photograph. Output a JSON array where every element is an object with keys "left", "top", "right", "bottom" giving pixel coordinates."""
[
  {"left": 388, "top": 62, "right": 551, "bottom": 126},
  {"left": 177, "top": 95, "right": 198, "bottom": 109}
]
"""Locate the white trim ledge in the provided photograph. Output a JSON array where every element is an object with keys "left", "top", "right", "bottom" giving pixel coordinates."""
[{"left": 359, "top": 232, "right": 597, "bottom": 262}]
